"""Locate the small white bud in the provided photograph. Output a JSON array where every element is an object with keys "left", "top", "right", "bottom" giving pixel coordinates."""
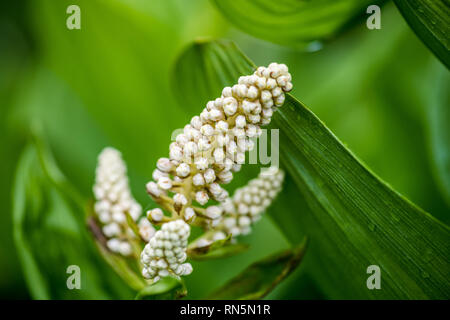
[
  {"left": 200, "top": 124, "right": 214, "bottom": 136},
  {"left": 152, "top": 169, "right": 168, "bottom": 181},
  {"left": 169, "top": 145, "right": 183, "bottom": 161},
  {"left": 148, "top": 208, "right": 164, "bottom": 222},
  {"left": 107, "top": 238, "right": 121, "bottom": 252},
  {"left": 158, "top": 176, "right": 173, "bottom": 190},
  {"left": 176, "top": 163, "right": 190, "bottom": 178},
  {"left": 235, "top": 115, "right": 246, "bottom": 128},
  {"left": 283, "top": 81, "right": 293, "bottom": 92},
  {"left": 203, "top": 168, "right": 216, "bottom": 184},
  {"left": 119, "top": 241, "right": 132, "bottom": 256},
  {"left": 193, "top": 173, "right": 205, "bottom": 186},
  {"left": 272, "top": 86, "right": 282, "bottom": 98},
  {"left": 183, "top": 141, "right": 198, "bottom": 157},
  {"left": 146, "top": 181, "right": 162, "bottom": 197},
  {"left": 222, "top": 86, "right": 232, "bottom": 97},
  {"left": 206, "top": 206, "right": 222, "bottom": 219},
  {"left": 215, "top": 120, "right": 229, "bottom": 133},
  {"left": 238, "top": 216, "right": 251, "bottom": 227},
  {"left": 176, "top": 133, "right": 189, "bottom": 146},
  {"left": 181, "top": 263, "right": 193, "bottom": 275},
  {"left": 197, "top": 137, "right": 211, "bottom": 152},
  {"left": 208, "top": 183, "right": 221, "bottom": 195},
  {"left": 190, "top": 116, "right": 203, "bottom": 129},
  {"left": 156, "top": 157, "right": 173, "bottom": 172},
  {"left": 274, "top": 94, "right": 285, "bottom": 106},
  {"left": 218, "top": 170, "right": 233, "bottom": 184},
  {"left": 260, "top": 90, "right": 272, "bottom": 102},
  {"left": 209, "top": 109, "right": 224, "bottom": 121},
  {"left": 247, "top": 86, "right": 259, "bottom": 99},
  {"left": 255, "top": 76, "right": 266, "bottom": 89},
  {"left": 195, "top": 190, "right": 209, "bottom": 205},
  {"left": 223, "top": 97, "right": 237, "bottom": 116},
  {"left": 184, "top": 207, "right": 195, "bottom": 221},
  {"left": 213, "top": 148, "right": 225, "bottom": 163},
  {"left": 195, "top": 157, "right": 209, "bottom": 170},
  {"left": 173, "top": 193, "right": 188, "bottom": 206},
  {"left": 235, "top": 84, "right": 248, "bottom": 97}
]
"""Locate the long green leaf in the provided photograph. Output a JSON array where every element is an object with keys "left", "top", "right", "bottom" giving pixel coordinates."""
[
  {"left": 211, "top": 0, "right": 378, "bottom": 48},
  {"left": 273, "top": 94, "right": 450, "bottom": 299},
  {"left": 428, "top": 66, "right": 450, "bottom": 205},
  {"left": 209, "top": 238, "right": 307, "bottom": 299},
  {"left": 12, "top": 142, "right": 134, "bottom": 299},
  {"left": 394, "top": 0, "right": 450, "bottom": 68},
  {"left": 171, "top": 39, "right": 450, "bottom": 299}
]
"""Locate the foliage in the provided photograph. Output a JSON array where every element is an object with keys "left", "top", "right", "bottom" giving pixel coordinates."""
[
  {"left": 212, "top": 0, "right": 381, "bottom": 48},
  {"left": 2, "top": 0, "right": 449, "bottom": 299},
  {"left": 171, "top": 38, "right": 450, "bottom": 299},
  {"left": 209, "top": 238, "right": 307, "bottom": 299},
  {"left": 394, "top": 0, "right": 450, "bottom": 68}
]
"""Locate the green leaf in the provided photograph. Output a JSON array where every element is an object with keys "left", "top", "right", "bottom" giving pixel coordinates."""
[
  {"left": 211, "top": 0, "right": 378, "bottom": 48},
  {"left": 272, "top": 95, "right": 450, "bottom": 299},
  {"left": 87, "top": 216, "right": 147, "bottom": 292},
  {"left": 428, "top": 68, "right": 450, "bottom": 205},
  {"left": 135, "top": 276, "right": 187, "bottom": 300},
  {"left": 394, "top": 0, "right": 450, "bottom": 68},
  {"left": 171, "top": 38, "right": 450, "bottom": 299},
  {"left": 172, "top": 39, "right": 255, "bottom": 112},
  {"left": 12, "top": 141, "right": 134, "bottom": 299},
  {"left": 209, "top": 238, "right": 308, "bottom": 299},
  {"left": 188, "top": 234, "right": 250, "bottom": 261}
]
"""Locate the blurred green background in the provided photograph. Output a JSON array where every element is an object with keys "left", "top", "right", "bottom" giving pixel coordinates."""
[{"left": 0, "top": 0, "right": 448, "bottom": 299}]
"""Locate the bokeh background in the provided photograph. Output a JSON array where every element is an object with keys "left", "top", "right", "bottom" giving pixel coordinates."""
[{"left": 0, "top": 0, "right": 448, "bottom": 299}]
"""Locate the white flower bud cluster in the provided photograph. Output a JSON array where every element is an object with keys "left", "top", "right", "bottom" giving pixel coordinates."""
[
  {"left": 146, "top": 63, "right": 292, "bottom": 222},
  {"left": 141, "top": 220, "right": 193, "bottom": 282},
  {"left": 93, "top": 147, "right": 143, "bottom": 256},
  {"left": 209, "top": 167, "right": 284, "bottom": 239}
]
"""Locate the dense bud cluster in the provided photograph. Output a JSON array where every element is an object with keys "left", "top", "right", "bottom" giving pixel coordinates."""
[
  {"left": 145, "top": 63, "right": 292, "bottom": 224},
  {"left": 208, "top": 167, "right": 285, "bottom": 240},
  {"left": 93, "top": 147, "right": 143, "bottom": 256},
  {"left": 141, "top": 220, "right": 193, "bottom": 282},
  {"left": 92, "top": 63, "right": 292, "bottom": 283}
]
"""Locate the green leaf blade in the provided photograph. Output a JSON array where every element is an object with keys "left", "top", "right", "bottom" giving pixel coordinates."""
[
  {"left": 273, "top": 94, "right": 450, "bottom": 299},
  {"left": 12, "top": 142, "right": 135, "bottom": 299},
  {"left": 428, "top": 68, "right": 450, "bottom": 204},
  {"left": 135, "top": 276, "right": 186, "bottom": 300},
  {"left": 211, "top": 0, "right": 378, "bottom": 47},
  {"left": 209, "top": 238, "right": 308, "bottom": 300},
  {"left": 172, "top": 39, "right": 255, "bottom": 112},
  {"left": 394, "top": 0, "right": 450, "bottom": 68}
]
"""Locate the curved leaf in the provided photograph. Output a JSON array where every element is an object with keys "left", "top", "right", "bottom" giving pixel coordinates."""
[
  {"left": 171, "top": 39, "right": 450, "bottom": 299},
  {"left": 209, "top": 238, "right": 308, "bottom": 299},
  {"left": 172, "top": 39, "right": 255, "bottom": 112},
  {"left": 87, "top": 216, "right": 147, "bottom": 292},
  {"left": 211, "top": 0, "right": 377, "bottom": 48},
  {"left": 394, "top": 0, "right": 450, "bottom": 68},
  {"left": 135, "top": 276, "right": 186, "bottom": 300},
  {"left": 428, "top": 69, "right": 450, "bottom": 205},
  {"left": 272, "top": 94, "right": 450, "bottom": 299},
  {"left": 12, "top": 142, "right": 134, "bottom": 299},
  {"left": 188, "top": 236, "right": 250, "bottom": 261}
]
